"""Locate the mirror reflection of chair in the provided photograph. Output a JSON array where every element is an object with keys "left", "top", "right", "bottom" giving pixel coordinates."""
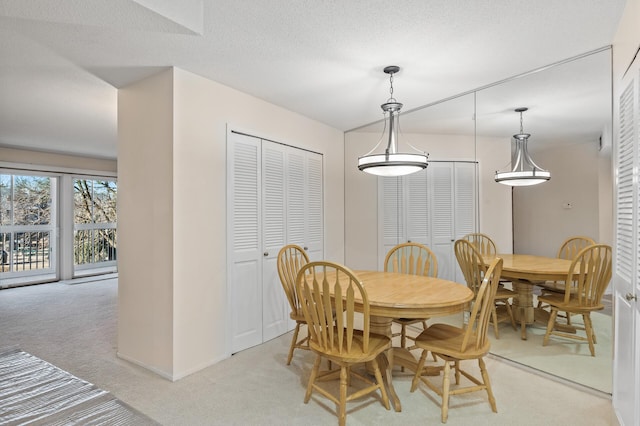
[
  {"left": 410, "top": 257, "right": 503, "bottom": 423},
  {"left": 296, "top": 261, "right": 390, "bottom": 426},
  {"left": 384, "top": 242, "right": 438, "bottom": 349},
  {"left": 455, "top": 240, "right": 516, "bottom": 338},
  {"left": 536, "top": 236, "right": 596, "bottom": 325},
  {"left": 461, "top": 233, "right": 497, "bottom": 257},
  {"left": 538, "top": 244, "right": 612, "bottom": 357},
  {"left": 276, "top": 244, "right": 310, "bottom": 365}
]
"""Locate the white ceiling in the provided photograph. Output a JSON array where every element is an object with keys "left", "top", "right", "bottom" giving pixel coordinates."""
[{"left": 0, "top": 0, "right": 626, "bottom": 160}]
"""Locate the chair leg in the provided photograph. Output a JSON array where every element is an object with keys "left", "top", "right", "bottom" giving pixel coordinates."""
[
  {"left": 372, "top": 358, "right": 390, "bottom": 410},
  {"left": 454, "top": 360, "right": 460, "bottom": 385},
  {"left": 305, "top": 355, "right": 322, "bottom": 403},
  {"left": 543, "top": 309, "right": 559, "bottom": 347},
  {"left": 479, "top": 357, "right": 497, "bottom": 413},
  {"left": 441, "top": 361, "right": 451, "bottom": 423},
  {"left": 505, "top": 300, "right": 517, "bottom": 331},
  {"left": 287, "top": 323, "right": 301, "bottom": 365},
  {"left": 410, "top": 350, "right": 429, "bottom": 392},
  {"left": 583, "top": 313, "right": 596, "bottom": 356},
  {"left": 401, "top": 325, "right": 407, "bottom": 349},
  {"left": 491, "top": 305, "right": 500, "bottom": 339},
  {"left": 338, "top": 366, "right": 348, "bottom": 426}
]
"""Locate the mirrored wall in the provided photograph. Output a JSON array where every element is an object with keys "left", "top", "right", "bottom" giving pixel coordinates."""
[{"left": 348, "top": 47, "right": 613, "bottom": 393}]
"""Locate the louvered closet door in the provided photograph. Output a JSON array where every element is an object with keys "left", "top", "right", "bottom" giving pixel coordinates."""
[
  {"left": 378, "top": 162, "right": 477, "bottom": 280},
  {"left": 228, "top": 132, "right": 325, "bottom": 353},
  {"left": 228, "top": 132, "right": 263, "bottom": 353},
  {"left": 305, "top": 152, "right": 324, "bottom": 261},
  {"left": 452, "top": 163, "right": 477, "bottom": 282},
  {"left": 262, "top": 141, "right": 289, "bottom": 342},
  {"left": 379, "top": 176, "right": 404, "bottom": 267},
  {"left": 429, "top": 163, "right": 456, "bottom": 281},
  {"left": 612, "top": 70, "right": 639, "bottom": 425}
]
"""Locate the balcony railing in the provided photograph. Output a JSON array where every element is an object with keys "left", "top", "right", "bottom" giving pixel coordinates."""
[
  {"left": 74, "top": 225, "right": 117, "bottom": 266},
  {"left": 1, "top": 231, "right": 51, "bottom": 273}
]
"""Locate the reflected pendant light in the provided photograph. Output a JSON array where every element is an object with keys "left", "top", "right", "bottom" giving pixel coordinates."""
[
  {"left": 358, "top": 66, "right": 428, "bottom": 177},
  {"left": 495, "top": 107, "right": 551, "bottom": 186}
]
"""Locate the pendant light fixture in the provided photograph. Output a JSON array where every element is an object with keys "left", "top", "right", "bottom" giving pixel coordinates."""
[
  {"left": 358, "top": 66, "right": 428, "bottom": 177},
  {"left": 495, "top": 107, "right": 550, "bottom": 186}
]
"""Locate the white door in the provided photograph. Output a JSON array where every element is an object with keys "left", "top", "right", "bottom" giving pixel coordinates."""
[
  {"left": 262, "top": 141, "right": 289, "bottom": 342},
  {"left": 612, "top": 69, "right": 639, "bottom": 426},
  {"left": 228, "top": 133, "right": 263, "bottom": 353},
  {"left": 379, "top": 176, "right": 404, "bottom": 267},
  {"left": 304, "top": 152, "right": 324, "bottom": 261},
  {"left": 228, "top": 132, "right": 324, "bottom": 353},
  {"left": 430, "top": 163, "right": 456, "bottom": 280},
  {"left": 452, "top": 162, "right": 478, "bottom": 282},
  {"left": 378, "top": 162, "right": 477, "bottom": 281}
]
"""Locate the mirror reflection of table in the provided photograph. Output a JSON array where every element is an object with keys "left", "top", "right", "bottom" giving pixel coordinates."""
[
  {"left": 482, "top": 254, "right": 574, "bottom": 340},
  {"left": 351, "top": 270, "right": 473, "bottom": 412}
]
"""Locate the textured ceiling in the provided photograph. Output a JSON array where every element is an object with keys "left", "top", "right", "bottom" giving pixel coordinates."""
[{"left": 0, "top": 0, "right": 626, "bottom": 159}]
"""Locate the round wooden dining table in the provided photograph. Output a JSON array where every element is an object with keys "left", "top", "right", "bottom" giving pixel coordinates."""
[
  {"left": 351, "top": 270, "right": 473, "bottom": 412},
  {"left": 482, "top": 254, "right": 574, "bottom": 340}
]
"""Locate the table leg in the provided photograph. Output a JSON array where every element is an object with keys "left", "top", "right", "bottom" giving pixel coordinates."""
[
  {"left": 511, "top": 279, "right": 535, "bottom": 340},
  {"left": 370, "top": 315, "right": 401, "bottom": 412}
]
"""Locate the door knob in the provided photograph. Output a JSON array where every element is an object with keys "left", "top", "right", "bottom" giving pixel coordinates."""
[{"left": 625, "top": 293, "right": 637, "bottom": 302}]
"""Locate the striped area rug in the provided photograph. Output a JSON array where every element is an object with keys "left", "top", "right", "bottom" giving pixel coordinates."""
[{"left": 0, "top": 347, "right": 158, "bottom": 425}]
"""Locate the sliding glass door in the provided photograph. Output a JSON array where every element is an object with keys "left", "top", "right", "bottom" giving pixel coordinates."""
[{"left": 0, "top": 173, "right": 57, "bottom": 285}]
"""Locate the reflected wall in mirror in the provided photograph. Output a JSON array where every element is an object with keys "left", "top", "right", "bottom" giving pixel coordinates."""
[
  {"left": 344, "top": 47, "right": 613, "bottom": 394},
  {"left": 476, "top": 48, "right": 613, "bottom": 394}
]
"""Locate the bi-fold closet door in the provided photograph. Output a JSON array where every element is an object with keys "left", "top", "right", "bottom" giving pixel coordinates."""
[
  {"left": 227, "top": 131, "right": 323, "bottom": 354},
  {"left": 378, "top": 161, "right": 477, "bottom": 283}
]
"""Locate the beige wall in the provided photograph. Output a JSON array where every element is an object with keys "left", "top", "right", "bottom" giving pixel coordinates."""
[
  {"left": 117, "top": 69, "right": 175, "bottom": 377},
  {"left": 118, "top": 67, "right": 344, "bottom": 380},
  {"left": 513, "top": 141, "right": 605, "bottom": 257},
  {"left": 0, "top": 146, "right": 116, "bottom": 174},
  {"left": 344, "top": 130, "right": 512, "bottom": 270}
]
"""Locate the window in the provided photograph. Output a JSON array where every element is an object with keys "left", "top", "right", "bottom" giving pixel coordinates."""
[
  {"left": 0, "top": 173, "right": 57, "bottom": 281},
  {"left": 73, "top": 179, "right": 117, "bottom": 273}
]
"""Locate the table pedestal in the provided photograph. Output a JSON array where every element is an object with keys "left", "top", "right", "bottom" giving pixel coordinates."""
[{"left": 511, "top": 279, "right": 535, "bottom": 340}]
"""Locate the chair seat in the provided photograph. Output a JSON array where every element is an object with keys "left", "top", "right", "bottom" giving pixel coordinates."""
[
  {"left": 537, "top": 294, "right": 604, "bottom": 313},
  {"left": 290, "top": 311, "right": 306, "bottom": 322},
  {"left": 494, "top": 287, "right": 515, "bottom": 300},
  {"left": 309, "top": 330, "right": 391, "bottom": 364},
  {"left": 414, "top": 323, "right": 490, "bottom": 360}
]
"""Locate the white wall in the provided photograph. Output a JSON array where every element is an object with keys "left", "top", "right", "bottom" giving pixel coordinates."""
[
  {"left": 513, "top": 141, "right": 603, "bottom": 257},
  {"left": 118, "top": 67, "right": 344, "bottom": 380},
  {"left": 344, "top": 130, "right": 512, "bottom": 270}
]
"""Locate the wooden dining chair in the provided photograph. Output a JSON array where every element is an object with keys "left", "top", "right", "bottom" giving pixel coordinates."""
[
  {"left": 296, "top": 261, "right": 390, "bottom": 426},
  {"left": 461, "top": 232, "right": 510, "bottom": 287},
  {"left": 276, "top": 244, "right": 310, "bottom": 365},
  {"left": 384, "top": 242, "right": 438, "bottom": 349},
  {"left": 537, "top": 236, "right": 596, "bottom": 324},
  {"left": 454, "top": 239, "right": 516, "bottom": 338},
  {"left": 461, "top": 233, "right": 497, "bottom": 257},
  {"left": 410, "top": 257, "right": 503, "bottom": 423},
  {"left": 538, "top": 244, "right": 612, "bottom": 356}
]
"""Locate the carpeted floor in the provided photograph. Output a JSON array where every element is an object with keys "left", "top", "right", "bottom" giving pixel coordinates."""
[{"left": 0, "top": 278, "right": 618, "bottom": 425}]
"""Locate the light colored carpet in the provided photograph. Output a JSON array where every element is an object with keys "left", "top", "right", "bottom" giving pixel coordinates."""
[
  {"left": 487, "top": 311, "right": 612, "bottom": 393},
  {"left": 0, "top": 278, "right": 618, "bottom": 425},
  {"left": 414, "top": 308, "right": 613, "bottom": 394}
]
